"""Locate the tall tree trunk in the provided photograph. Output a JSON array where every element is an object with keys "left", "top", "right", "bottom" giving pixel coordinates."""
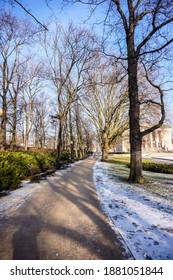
[
  {"left": 39, "top": 116, "right": 43, "bottom": 148},
  {"left": 69, "top": 108, "right": 75, "bottom": 162},
  {"left": 57, "top": 118, "right": 63, "bottom": 164},
  {"left": 0, "top": 61, "right": 8, "bottom": 150},
  {"left": 25, "top": 112, "right": 29, "bottom": 151},
  {"left": 127, "top": 28, "right": 144, "bottom": 183},
  {"left": 10, "top": 96, "right": 17, "bottom": 150},
  {"left": 76, "top": 103, "right": 84, "bottom": 159},
  {"left": 74, "top": 147, "right": 78, "bottom": 161},
  {"left": 25, "top": 137, "right": 29, "bottom": 151},
  {"left": 101, "top": 132, "right": 109, "bottom": 161},
  {"left": 0, "top": 101, "right": 7, "bottom": 150},
  {"left": 43, "top": 130, "right": 46, "bottom": 148}
]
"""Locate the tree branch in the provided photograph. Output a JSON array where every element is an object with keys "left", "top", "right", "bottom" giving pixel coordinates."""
[
  {"left": 137, "top": 16, "right": 173, "bottom": 54},
  {"left": 112, "top": 0, "right": 128, "bottom": 31},
  {"left": 13, "top": 0, "right": 49, "bottom": 31},
  {"left": 140, "top": 63, "right": 165, "bottom": 138},
  {"left": 139, "top": 37, "right": 173, "bottom": 57}
]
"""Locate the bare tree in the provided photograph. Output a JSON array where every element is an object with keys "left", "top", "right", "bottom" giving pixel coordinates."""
[
  {"left": 8, "top": 68, "right": 23, "bottom": 149},
  {"left": 20, "top": 62, "right": 44, "bottom": 150},
  {"left": 63, "top": 0, "right": 173, "bottom": 183},
  {"left": 0, "top": 10, "right": 37, "bottom": 150},
  {"left": 33, "top": 93, "right": 49, "bottom": 149},
  {"left": 80, "top": 60, "right": 129, "bottom": 161},
  {"left": 40, "top": 21, "right": 97, "bottom": 163}
]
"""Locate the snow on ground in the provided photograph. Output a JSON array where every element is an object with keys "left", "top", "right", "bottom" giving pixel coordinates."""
[
  {"left": 1, "top": 157, "right": 173, "bottom": 260},
  {"left": 93, "top": 160, "right": 173, "bottom": 260},
  {"left": 0, "top": 181, "right": 41, "bottom": 218}
]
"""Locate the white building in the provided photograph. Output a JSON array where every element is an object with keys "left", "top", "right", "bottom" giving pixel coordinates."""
[{"left": 114, "top": 124, "right": 173, "bottom": 152}]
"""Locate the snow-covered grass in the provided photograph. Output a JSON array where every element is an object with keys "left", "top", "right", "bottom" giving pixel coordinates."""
[{"left": 93, "top": 160, "right": 173, "bottom": 260}]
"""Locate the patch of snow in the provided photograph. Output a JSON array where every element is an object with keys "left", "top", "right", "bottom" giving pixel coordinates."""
[
  {"left": 0, "top": 181, "right": 41, "bottom": 218},
  {"left": 93, "top": 160, "right": 173, "bottom": 260}
]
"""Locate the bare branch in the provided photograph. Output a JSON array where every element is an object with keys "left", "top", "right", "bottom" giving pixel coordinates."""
[
  {"left": 140, "top": 63, "right": 165, "bottom": 138},
  {"left": 13, "top": 0, "right": 48, "bottom": 31},
  {"left": 137, "top": 17, "right": 173, "bottom": 55},
  {"left": 139, "top": 38, "right": 173, "bottom": 57},
  {"left": 112, "top": 0, "right": 128, "bottom": 32}
]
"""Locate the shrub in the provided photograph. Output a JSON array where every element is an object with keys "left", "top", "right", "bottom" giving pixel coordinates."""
[
  {"left": 142, "top": 162, "right": 173, "bottom": 174},
  {"left": 0, "top": 151, "right": 57, "bottom": 193},
  {"left": 61, "top": 150, "right": 70, "bottom": 161},
  {"left": 126, "top": 162, "right": 173, "bottom": 174},
  {"left": 109, "top": 156, "right": 173, "bottom": 174},
  {"left": 0, "top": 154, "right": 28, "bottom": 192}
]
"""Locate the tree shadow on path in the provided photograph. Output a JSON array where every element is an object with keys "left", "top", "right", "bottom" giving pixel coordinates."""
[{"left": 0, "top": 158, "right": 132, "bottom": 260}]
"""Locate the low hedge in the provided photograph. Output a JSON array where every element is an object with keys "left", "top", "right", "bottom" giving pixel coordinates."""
[
  {"left": 142, "top": 162, "right": 173, "bottom": 174},
  {"left": 126, "top": 161, "right": 173, "bottom": 174},
  {"left": 108, "top": 156, "right": 173, "bottom": 174}
]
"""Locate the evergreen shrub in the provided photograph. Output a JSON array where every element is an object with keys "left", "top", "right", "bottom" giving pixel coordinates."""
[
  {"left": 126, "top": 161, "right": 173, "bottom": 174},
  {"left": 61, "top": 150, "right": 70, "bottom": 161},
  {"left": 142, "top": 162, "right": 173, "bottom": 174},
  {"left": 0, "top": 151, "right": 57, "bottom": 192}
]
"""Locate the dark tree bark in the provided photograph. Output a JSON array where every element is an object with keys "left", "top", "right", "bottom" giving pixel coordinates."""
[
  {"left": 10, "top": 95, "right": 17, "bottom": 150},
  {"left": 75, "top": 102, "right": 84, "bottom": 160},
  {"left": 57, "top": 114, "right": 63, "bottom": 164},
  {"left": 9, "top": 76, "right": 21, "bottom": 150},
  {"left": 126, "top": 5, "right": 144, "bottom": 183},
  {"left": 69, "top": 107, "right": 75, "bottom": 162}
]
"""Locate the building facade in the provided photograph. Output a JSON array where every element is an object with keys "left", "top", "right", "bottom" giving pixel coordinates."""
[{"left": 114, "top": 124, "right": 173, "bottom": 152}]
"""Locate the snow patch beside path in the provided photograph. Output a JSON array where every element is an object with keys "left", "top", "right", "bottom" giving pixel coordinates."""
[
  {"left": 0, "top": 181, "right": 41, "bottom": 218},
  {"left": 93, "top": 160, "right": 173, "bottom": 260}
]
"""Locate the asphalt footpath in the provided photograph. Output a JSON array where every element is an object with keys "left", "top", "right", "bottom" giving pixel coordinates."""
[{"left": 0, "top": 157, "right": 131, "bottom": 260}]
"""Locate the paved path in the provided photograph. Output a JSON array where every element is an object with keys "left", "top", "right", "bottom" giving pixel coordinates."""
[{"left": 0, "top": 157, "right": 129, "bottom": 260}]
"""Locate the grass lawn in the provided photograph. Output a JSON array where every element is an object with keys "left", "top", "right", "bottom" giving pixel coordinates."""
[
  {"left": 106, "top": 154, "right": 173, "bottom": 199},
  {"left": 108, "top": 154, "right": 173, "bottom": 174}
]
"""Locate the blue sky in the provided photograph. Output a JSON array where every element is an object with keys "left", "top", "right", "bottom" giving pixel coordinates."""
[
  {"left": 1, "top": 0, "right": 172, "bottom": 123},
  {"left": 1, "top": 0, "right": 103, "bottom": 32}
]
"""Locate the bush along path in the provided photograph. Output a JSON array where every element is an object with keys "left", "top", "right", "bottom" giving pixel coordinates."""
[
  {"left": 0, "top": 151, "right": 70, "bottom": 194},
  {"left": 0, "top": 157, "right": 132, "bottom": 260}
]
